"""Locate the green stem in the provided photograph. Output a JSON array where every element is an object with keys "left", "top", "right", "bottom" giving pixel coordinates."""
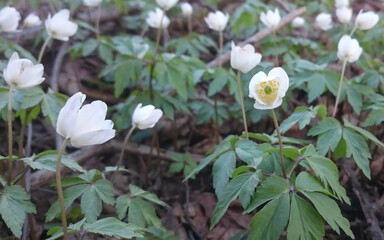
[
  {"left": 149, "top": 18, "right": 163, "bottom": 101},
  {"left": 271, "top": 109, "right": 286, "bottom": 178},
  {"left": 18, "top": 109, "right": 30, "bottom": 158},
  {"left": 332, "top": 60, "right": 347, "bottom": 118},
  {"left": 236, "top": 70, "right": 248, "bottom": 139},
  {"left": 286, "top": 156, "right": 304, "bottom": 179},
  {"left": 218, "top": 30, "right": 223, "bottom": 67},
  {"left": 187, "top": 15, "right": 192, "bottom": 36},
  {"left": 37, "top": 36, "right": 51, "bottom": 64},
  {"left": 111, "top": 126, "right": 136, "bottom": 181},
  {"left": 56, "top": 138, "right": 70, "bottom": 240},
  {"left": 7, "top": 86, "right": 14, "bottom": 184},
  {"left": 349, "top": 25, "right": 358, "bottom": 36}
]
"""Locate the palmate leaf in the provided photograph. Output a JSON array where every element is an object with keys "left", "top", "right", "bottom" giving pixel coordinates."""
[
  {"left": 129, "top": 184, "right": 168, "bottom": 207},
  {"left": 295, "top": 172, "right": 332, "bottom": 195},
  {"left": 343, "top": 128, "right": 371, "bottom": 179},
  {"left": 344, "top": 119, "right": 384, "bottom": 148},
  {"left": 85, "top": 217, "right": 143, "bottom": 239},
  {"left": 248, "top": 193, "right": 290, "bottom": 240},
  {"left": 0, "top": 185, "right": 36, "bottom": 237},
  {"left": 234, "top": 139, "right": 263, "bottom": 166},
  {"left": 280, "top": 105, "right": 326, "bottom": 134},
  {"left": 307, "top": 117, "right": 342, "bottom": 156},
  {"left": 211, "top": 172, "right": 260, "bottom": 229},
  {"left": 362, "top": 109, "right": 384, "bottom": 127},
  {"left": 302, "top": 192, "right": 354, "bottom": 239},
  {"left": 244, "top": 176, "right": 290, "bottom": 214},
  {"left": 305, "top": 156, "right": 350, "bottom": 204},
  {"left": 128, "top": 198, "right": 163, "bottom": 230},
  {"left": 287, "top": 193, "right": 324, "bottom": 240},
  {"left": 212, "top": 150, "right": 236, "bottom": 196}
]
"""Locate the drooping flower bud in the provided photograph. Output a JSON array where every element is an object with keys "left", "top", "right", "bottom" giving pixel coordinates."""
[
  {"left": 132, "top": 103, "right": 163, "bottom": 129},
  {"left": 337, "top": 35, "right": 362, "bottom": 63},
  {"left": 45, "top": 9, "right": 78, "bottom": 41},
  {"left": 231, "top": 42, "right": 262, "bottom": 73},
  {"left": 205, "top": 10, "right": 229, "bottom": 32}
]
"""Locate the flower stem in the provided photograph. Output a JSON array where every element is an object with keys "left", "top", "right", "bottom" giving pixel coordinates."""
[
  {"left": 37, "top": 36, "right": 51, "bottom": 64},
  {"left": 112, "top": 126, "right": 136, "bottom": 182},
  {"left": 187, "top": 15, "right": 192, "bottom": 36},
  {"left": 18, "top": 109, "right": 30, "bottom": 158},
  {"left": 218, "top": 30, "right": 223, "bottom": 67},
  {"left": 236, "top": 70, "right": 248, "bottom": 139},
  {"left": 272, "top": 31, "right": 278, "bottom": 66},
  {"left": 271, "top": 109, "right": 286, "bottom": 178},
  {"left": 332, "top": 60, "right": 347, "bottom": 118},
  {"left": 149, "top": 18, "right": 163, "bottom": 101},
  {"left": 7, "top": 86, "right": 14, "bottom": 185},
  {"left": 349, "top": 25, "right": 358, "bottom": 36},
  {"left": 56, "top": 138, "right": 70, "bottom": 240}
]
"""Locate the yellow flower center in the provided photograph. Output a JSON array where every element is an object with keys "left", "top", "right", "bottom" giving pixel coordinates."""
[{"left": 255, "top": 79, "right": 280, "bottom": 105}]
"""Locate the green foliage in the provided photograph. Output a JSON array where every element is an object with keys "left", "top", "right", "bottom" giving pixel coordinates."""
[
  {"left": 41, "top": 90, "right": 68, "bottom": 127},
  {"left": 0, "top": 185, "right": 36, "bottom": 237},
  {"left": 169, "top": 152, "right": 198, "bottom": 179}
]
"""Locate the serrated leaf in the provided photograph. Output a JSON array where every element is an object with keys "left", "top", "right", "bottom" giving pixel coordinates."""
[
  {"left": 307, "top": 117, "right": 342, "bottom": 156},
  {"left": 287, "top": 193, "right": 324, "bottom": 240},
  {"left": 306, "top": 156, "right": 350, "bottom": 204},
  {"left": 128, "top": 198, "right": 163, "bottom": 229},
  {"left": 343, "top": 128, "right": 371, "bottom": 179},
  {"left": 344, "top": 119, "right": 384, "bottom": 148},
  {"left": 248, "top": 194, "right": 289, "bottom": 240},
  {"left": 295, "top": 172, "right": 331, "bottom": 195},
  {"left": 116, "top": 195, "right": 130, "bottom": 220},
  {"left": 24, "top": 151, "right": 85, "bottom": 172},
  {"left": 0, "top": 185, "right": 36, "bottom": 237},
  {"left": 81, "top": 186, "right": 102, "bottom": 223},
  {"left": 93, "top": 179, "right": 115, "bottom": 205},
  {"left": 362, "top": 109, "right": 384, "bottom": 127},
  {"left": 41, "top": 90, "right": 67, "bottom": 127},
  {"left": 85, "top": 217, "right": 143, "bottom": 239},
  {"left": 129, "top": 184, "right": 168, "bottom": 207},
  {"left": 235, "top": 139, "right": 263, "bottom": 165},
  {"left": 208, "top": 68, "right": 228, "bottom": 96},
  {"left": 244, "top": 176, "right": 289, "bottom": 214},
  {"left": 20, "top": 86, "right": 44, "bottom": 109},
  {"left": 346, "top": 86, "right": 362, "bottom": 115},
  {"left": 212, "top": 150, "right": 236, "bottom": 196},
  {"left": 211, "top": 172, "right": 260, "bottom": 229},
  {"left": 280, "top": 106, "right": 324, "bottom": 134},
  {"left": 302, "top": 192, "right": 354, "bottom": 239},
  {"left": 308, "top": 73, "right": 326, "bottom": 102}
]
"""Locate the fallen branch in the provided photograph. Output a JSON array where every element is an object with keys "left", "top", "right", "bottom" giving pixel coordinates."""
[
  {"left": 342, "top": 158, "right": 384, "bottom": 240},
  {"left": 207, "top": 7, "right": 306, "bottom": 68}
]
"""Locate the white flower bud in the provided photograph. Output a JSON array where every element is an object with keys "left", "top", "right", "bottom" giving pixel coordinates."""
[
  {"left": 146, "top": 8, "right": 170, "bottom": 29},
  {"left": 260, "top": 8, "right": 281, "bottom": 30},
  {"left": 180, "top": 2, "right": 193, "bottom": 17},
  {"left": 205, "top": 10, "right": 229, "bottom": 32},
  {"left": 231, "top": 42, "right": 262, "bottom": 73},
  {"left": 156, "top": 0, "right": 179, "bottom": 11},
  {"left": 45, "top": 9, "right": 78, "bottom": 41},
  {"left": 0, "top": 6, "right": 21, "bottom": 32},
  {"left": 132, "top": 103, "right": 163, "bottom": 129},
  {"left": 292, "top": 16, "right": 305, "bottom": 28},
  {"left": 337, "top": 35, "right": 362, "bottom": 63},
  {"left": 336, "top": 7, "right": 352, "bottom": 24},
  {"left": 355, "top": 10, "right": 379, "bottom": 30},
  {"left": 315, "top": 13, "right": 332, "bottom": 31},
  {"left": 24, "top": 13, "right": 42, "bottom": 28}
]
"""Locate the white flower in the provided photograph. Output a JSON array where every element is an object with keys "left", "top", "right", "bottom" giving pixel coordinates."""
[
  {"left": 292, "top": 16, "right": 305, "bottom": 28},
  {"left": 336, "top": 7, "right": 352, "bottom": 24},
  {"left": 180, "top": 2, "right": 193, "bottom": 17},
  {"left": 205, "top": 10, "right": 229, "bottom": 32},
  {"left": 335, "top": 0, "right": 349, "bottom": 8},
  {"left": 156, "top": 0, "right": 179, "bottom": 11},
  {"left": 355, "top": 10, "right": 379, "bottom": 30},
  {"left": 3, "top": 52, "right": 44, "bottom": 89},
  {"left": 24, "top": 13, "right": 42, "bottom": 28},
  {"left": 230, "top": 42, "right": 262, "bottom": 73},
  {"left": 0, "top": 6, "right": 21, "bottom": 32},
  {"left": 337, "top": 35, "right": 362, "bottom": 63},
  {"left": 45, "top": 9, "right": 78, "bottom": 41},
  {"left": 248, "top": 67, "right": 289, "bottom": 110},
  {"left": 260, "top": 8, "right": 281, "bottom": 29},
  {"left": 146, "top": 8, "right": 170, "bottom": 29},
  {"left": 83, "top": 0, "right": 102, "bottom": 7},
  {"left": 132, "top": 103, "right": 163, "bottom": 129},
  {"left": 56, "top": 92, "right": 115, "bottom": 147},
  {"left": 315, "top": 13, "right": 332, "bottom": 31}
]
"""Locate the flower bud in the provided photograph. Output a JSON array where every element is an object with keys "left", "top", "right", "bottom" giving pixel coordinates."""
[
  {"left": 0, "top": 6, "right": 21, "bottom": 32},
  {"left": 355, "top": 10, "right": 379, "bottom": 30},
  {"left": 146, "top": 8, "right": 170, "bottom": 29},
  {"left": 83, "top": 0, "right": 102, "bottom": 7},
  {"left": 291, "top": 16, "right": 305, "bottom": 28},
  {"left": 132, "top": 103, "right": 163, "bottom": 129},
  {"left": 56, "top": 92, "right": 115, "bottom": 147},
  {"left": 315, "top": 13, "right": 332, "bottom": 31},
  {"left": 336, "top": 7, "right": 352, "bottom": 24},
  {"left": 260, "top": 8, "right": 281, "bottom": 30},
  {"left": 248, "top": 67, "right": 289, "bottom": 110},
  {"left": 45, "top": 9, "right": 78, "bottom": 41},
  {"left": 180, "top": 2, "right": 193, "bottom": 17},
  {"left": 205, "top": 10, "right": 229, "bottom": 32},
  {"left": 231, "top": 42, "right": 262, "bottom": 73},
  {"left": 3, "top": 52, "right": 45, "bottom": 89},
  {"left": 335, "top": 0, "right": 349, "bottom": 8},
  {"left": 24, "top": 13, "right": 42, "bottom": 28},
  {"left": 337, "top": 35, "right": 362, "bottom": 63},
  {"left": 156, "top": 0, "right": 179, "bottom": 11}
]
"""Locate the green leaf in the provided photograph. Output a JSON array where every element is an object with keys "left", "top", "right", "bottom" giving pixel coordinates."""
[
  {"left": 208, "top": 68, "right": 228, "bottom": 96},
  {"left": 307, "top": 73, "right": 326, "bottom": 102},
  {"left": 362, "top": 109, "right": 384, "bottom": 127},
  {"left": 346, "top": 86, "right": 362, "bottom": 114},
  {"left": 129, "top": 184, "right": 168, "bottom": 207},
  {"left": 116, "top": 195, "right": 130, "bottom": 220},
  {"left": 211, "top": 172, "right": 260, "bottom": 229},
  {"left": 41, "top": 90, "right": 67, "bottom": 127},
  {"left": 280, "top": 106, "right": 324, "bottom": 134},
  {"left": 212, "top": 150, "right": 236, "bottom": 196},
  {"left": 0, "top": 87, "right": 9, "bottom": 111},
  {"left": 128, "top": 198, "right": 163, "bottom": 229},
  {"left": 306, "top": 156, "right": 350, "bottom": 204},
  {"left": 295, "top": 172, "right": 331, "bottom": 195},
  {"left": 343, "top": 128, "right": 371, "bottom": 179},
  {"left": 287, "top": 193, "right": 324, "bottom": 240},
  {"left": 235, "top": 139, "right": 263, "bottom": 166},
  {"left": 307, "top": 117, "right": 342, "bottom": 156},
  {"left": 248, "top": 194, "right": 289, "bottom": 240},
  {"left": 244, "top": 176, "right": 290, "bottom": 213},
  {"left": 0, "top": 185, "right": 36, "bottom": 237},
  {"left": 114, "top": 60, "right": 135, "bottom": 98},
  {"left": 85, "top": 217, "right": 143, "bottom": 239},
  {"left": 302, "top": 192, "right": 354, "bottom": 239},
  {"left": 24, "top": 151, "right": 85, "bottom": 172},
  {"left": 344, "top": 119, "right": 384, "bottom": 148},
  {"left": 164, "top": 59, "right": 189, "bottom": 100},
  {"left": 19, "top": 87, "right": 44, "bottom": 109}
]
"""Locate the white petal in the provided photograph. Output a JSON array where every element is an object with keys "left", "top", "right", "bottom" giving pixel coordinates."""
[
  {"left": 268, "top": 67, "right": 289, "bottom": 97},
  {"left": 248, "top": 71, "right": 267, "bottom": 99},
  {"left": 253, "top": 97, "right": 282, "bottom": 110},
  {"left": 56, "top": 92, "right": 85, "bottom": 138},
  {"left": 70, "top": 129, "right": 115, "bottom": 147}
]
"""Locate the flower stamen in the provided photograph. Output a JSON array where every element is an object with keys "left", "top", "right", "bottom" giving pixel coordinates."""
[{"left": 255, "top": 79, "right": 280, "bottom": 105}]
